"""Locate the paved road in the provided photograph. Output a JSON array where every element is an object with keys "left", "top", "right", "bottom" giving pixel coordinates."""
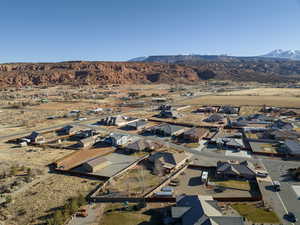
[{"left": 263, "top": 159, "right": 300, "bottom": 225}]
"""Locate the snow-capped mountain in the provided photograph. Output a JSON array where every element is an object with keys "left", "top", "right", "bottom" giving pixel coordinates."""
[{"left": 261, "top": 49, "right": 300, "bottom": 60}]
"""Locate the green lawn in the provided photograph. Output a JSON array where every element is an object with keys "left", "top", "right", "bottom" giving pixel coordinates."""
[
  {"left": 101, "top": 212, "right": 153, "bottom": 225},
  {"left": 232, "top": 204, "right": 281, "bottom": 224},
  {"left": 101, "top": 204, "right": 163, "bottom": 225},
  {"left": 212, "top": 179, "right": 251, "bottom": 191}
]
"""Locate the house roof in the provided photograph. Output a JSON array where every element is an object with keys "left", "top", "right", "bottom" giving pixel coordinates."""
[
  {"left": 223, "top": 138, "right": 245, "bottom": 148},
  {"left": 26, "top": 131, "right": 41, "bottom": 140},
  {"left": 217, "top": 161, "right": 256, "bottom": 177},
  {"left": 285, "top": 140, "right": 300, "bottom": 155},
  {"left": 184, "top": 128, "right": 208, "bottom": 139},
  {"left": 172, "top": 195, "right": 244, "bottom": 225},
  {"left": 79, "top": 136, "right": 98, "bottom": 145},
  {"left": 204, "top": 114, "right": 224, "bottom": 122},
  {"left": 127, "top": 120, "right": 147, "bottom": 128},
  {"left": 219, "top": 106, "right": 238, "bottom": 114},
  {"left": 149, "top": 151, "right": 188, "bottom": 167},
  {"left": 126, "top": 139, "right": 162, "bottom": 151},
  {"left": 154, "top": 123, "right": 185, "bottom": 135},
  {"left": 271, "top": 120, "right": 293, "bottom": 130},
  {"left": 84, "top": 156, "right": 110, "bottom": 168},
  {"left": 109, "top": 133, "right": 128, "bottom": 140}
]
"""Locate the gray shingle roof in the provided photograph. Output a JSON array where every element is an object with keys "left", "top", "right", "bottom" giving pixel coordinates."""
[{"left": 285, "top": 140, "right": 300, "bottom": 155}]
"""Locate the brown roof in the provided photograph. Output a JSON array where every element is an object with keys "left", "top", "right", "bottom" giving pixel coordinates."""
[{"left": 183, "top": 128, "right": 208, "bottom": 139}]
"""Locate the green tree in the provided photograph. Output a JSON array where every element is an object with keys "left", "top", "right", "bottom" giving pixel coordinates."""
[
  {"left": 77, "top": 193, "right": 86, "bottom": 206},
  {"left": 53, "top": 210, "right": 64, "bottom": 225},
  {"left": 69, "top": 198, "right": 79, "bottom": 214},
  {"left": 27, "top": 167, "right": 32, "bottom": 176}
]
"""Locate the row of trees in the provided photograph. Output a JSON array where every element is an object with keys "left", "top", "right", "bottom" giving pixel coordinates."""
[{"left": 47, "top": 193, "right": 87, "bottom": 225}]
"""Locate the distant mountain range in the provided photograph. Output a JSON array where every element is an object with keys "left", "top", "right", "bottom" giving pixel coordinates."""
[
  {"left": 0, "top": 50, "right": 299, "bottom": 88},
  {"left": 261, "top": 49, "right": 300, "bottom": 60},
  {"left": 129, "top": 50, "right": 300, "bottom": 62}
]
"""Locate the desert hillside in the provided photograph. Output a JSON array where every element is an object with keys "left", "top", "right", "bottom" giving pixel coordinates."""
[{"left": 0, "top": 60, "right": 298, "bottom": 87}]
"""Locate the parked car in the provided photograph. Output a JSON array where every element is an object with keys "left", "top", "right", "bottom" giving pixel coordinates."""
[
  {"left": 284, "top": 212, "right": 298, "bottom": 222},
  {"left": 273, "top": 181, "right": 281, "bottom": 191}
]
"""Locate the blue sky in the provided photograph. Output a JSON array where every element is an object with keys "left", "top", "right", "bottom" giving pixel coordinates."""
[{"left": 0, "top": 0, "right": 300, "bottom": 62}]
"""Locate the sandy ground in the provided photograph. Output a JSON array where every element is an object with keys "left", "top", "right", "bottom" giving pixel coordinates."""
[
  {"left": 5, "top": 174, "right": 100, "bottom": 225},
  {"left": 223, "top": 88, "right": 300, "bottom": 97},
  {"left": 180, "top": 95, "right": 300, "bottom": 107}
]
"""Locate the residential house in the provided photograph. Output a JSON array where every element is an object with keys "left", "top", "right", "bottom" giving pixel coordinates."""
[
  {"left": 280, "top": 110, "right": 297, "bottom": 116},
  {"left": 57, "top": 125, "right": 81, "bottom": 136},
  {"left": 73, "top": 129, "right": 96, "bottom": 139},
  {"left": 124, "top": 120, "right": 148, "bottom": 131},
  {"left": 99, "top": 116, "right": 138, "bottom": 127},
  {"left": 167, "top": 195, "right": 244, "bottom": 225},
  {"left": 216, "top": 160, "right": 256, "bottom": 180},
  {"left": 195, "top": 106, "right": 217, "bottom": 113},
  {"left": 181, "top": 128, "right": 209, "bottom": 143},
  {"left": 158, "top": 105, "right": 172, "bottom": 111},
  {"left": 148, "top": 151, "right": 189, "bottom": 175},
  {"left": 204, "top": 114, "right": 224, "bottom": 123},
  {"left": 105, "top": 133, "right": 131, "bottom": 146},
  {"left": 284, "top": 140, "right": 300, "bottom": 158},
  {"left": 78, "top": 136, "right": 98, "bottom": 149},
  {"left": 82, "top": 157, "right": 111, "bottom": 173},
  {"left": 24, "top": 131, "right": 45, "bottom": 144},
  {"left": 263, "top": 129, "right": 300, "bottom": 141},
  {"left": 270, "top": 120, "right": 294, "bottom": 130},
  {"left": 219, "top": 106, "right": 238, "bottom": 114},
  {"left": 158, "top": 109, "right": 180, "bottom": 119},
  {"left": 125, "top": 139, "right": 163, "bottom": 153},
  {"left": 260, "top": 106, "right": 280, "bottom": 113},
  {"left": 150, "top": 123, "right": 186, "bottom": 137}
]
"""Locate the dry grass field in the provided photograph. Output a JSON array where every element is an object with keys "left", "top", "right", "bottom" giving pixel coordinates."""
[
  {"left": 224, "top": 88, "right": 300, "bottom": 97},
  {"left": 5, "top": 174, "right": 99, "bottom": 225},
  {"left": 180, "top": 95, "right": 300, "bottom": 107}
]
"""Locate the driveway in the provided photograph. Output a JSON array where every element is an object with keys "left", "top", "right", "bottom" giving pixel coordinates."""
[{"left": 68, "top": 204, "right": 103, "bottom": 225}]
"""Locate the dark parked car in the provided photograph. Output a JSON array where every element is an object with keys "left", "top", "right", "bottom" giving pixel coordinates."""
[{"left": 284, "top": 212, "right": 297, "bottom": 223}]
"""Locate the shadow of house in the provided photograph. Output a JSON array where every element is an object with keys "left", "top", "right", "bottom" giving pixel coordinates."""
[{"left": 188, "top": 176, "right": 203, "bottom": 186}]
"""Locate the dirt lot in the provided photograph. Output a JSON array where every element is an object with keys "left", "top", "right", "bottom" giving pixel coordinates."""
[
  {"left": 4, "top": 174, "right": 100, "bottom": 225},
  {"left": 103, "top": 165, "right": 163, "bottom": 197},
  {"left": 0, "top": 143, "right": 75, "bottom": 169},
  {"left": 180, "top": 95, "right": 300, "bottom": 107},
  {"left": 224, "top": 88, "right": 300, "bottom": 97}
]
